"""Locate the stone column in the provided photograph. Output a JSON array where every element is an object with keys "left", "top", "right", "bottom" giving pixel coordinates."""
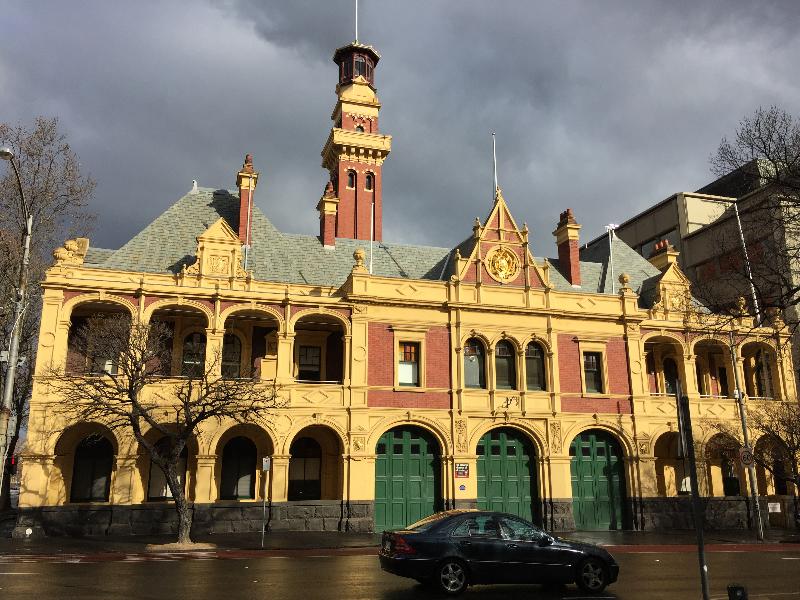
[
  {"left": 547, "top": 456, "right": 575, "bottom": 531},
  {"left": 276, "top": 334, "right": 295, "bottom": 385},
  {"left": 269, "top": 455, "right": 291, "bottom": 502},
  {"left": 17, "top": 454, "right": 54, "bottom": 508},
  {"left": 112, "top": 454, "right": 140, "bottom": 505},
  {"left": 194, "top": 455, "right": 217, "bottom": 503},
  {"left": 205, "top": 328, "right": 224, "bottom": 375}
]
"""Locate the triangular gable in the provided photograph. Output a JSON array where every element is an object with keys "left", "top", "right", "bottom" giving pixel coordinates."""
[
  {"left": 183, "top": 217, "right": 247, "bottom": 279},
  {"left": 454, "top": 188, "right": 547, "bottom": 288},
  {"left": 649, "top": 260, "right": 694, "bottom": 317}
]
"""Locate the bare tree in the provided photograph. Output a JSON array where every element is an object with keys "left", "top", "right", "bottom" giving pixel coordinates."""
[
  {"left": 46, "top": 313, "right": 282, "bottom": 544},
  {"left": 0, "top": 117, "right": 95, "bottom": 509}
]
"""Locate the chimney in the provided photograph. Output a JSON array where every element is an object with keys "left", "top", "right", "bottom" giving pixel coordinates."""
[
  {"left": 317, "top": 181, "right": 339, "bottom": 248},
  {"left": 648, "top": 239, "right": 680, "bottom": 271},
  {"left": 552, "top": 208, "right": 582, "bottom": 286},
  {"left": 236, "top": 154, "right": 259, "bottom": 245}
]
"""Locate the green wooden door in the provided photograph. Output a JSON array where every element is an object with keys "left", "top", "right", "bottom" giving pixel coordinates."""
[
  {"left": 570, "top": 430, "right": 626, "bottom": 530},
  {"left": 374, "top": 427, "right": 441, "bottom": 531},
  {"left": 477, "top": 428, "right": 538, "bottom": 522}
]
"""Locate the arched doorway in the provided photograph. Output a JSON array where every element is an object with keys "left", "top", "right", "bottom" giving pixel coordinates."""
[
  {"left": 71, "top": 435, "right": 115, "bottom": 503},
  {"left": 476, "top": 428, "right": 539, "bottom": 523},
  {"left": 287, "top": 425, "right": 343, "bottom": 501},
  {"left": 220, "top": 436, "right": 257, "bottom": 499},
  {"left": 374, "top": 426, "right": 442, "bottom": 531},
  {"left": 570, "top": 429, "right": 626, "bottom": 530}
]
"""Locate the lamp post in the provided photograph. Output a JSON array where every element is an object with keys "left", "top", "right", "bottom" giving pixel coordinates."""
[{"left": 0, "top": 146, "right": 31, "bottom": 502}]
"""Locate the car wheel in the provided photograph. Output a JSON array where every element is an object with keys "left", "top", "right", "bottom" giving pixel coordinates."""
[
  {"left": 436, "top": 559, "right": 468, "bottom": 596},
  {"left": 576, "top": 557, "right": 609, "bottom": 594}
]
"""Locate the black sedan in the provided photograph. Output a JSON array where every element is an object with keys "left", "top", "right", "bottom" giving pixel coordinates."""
[{"left": 379, "top": 510, "right": 619, "bottom": 595}]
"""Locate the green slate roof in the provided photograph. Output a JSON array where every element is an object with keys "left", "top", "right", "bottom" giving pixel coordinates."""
[{"left": 82, "top": 187, "right": 664, "bottom": 305}]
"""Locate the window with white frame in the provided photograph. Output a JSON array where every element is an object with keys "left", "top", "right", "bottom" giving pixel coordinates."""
[{"left": 398, "top": 342, "right": 420, "bottom": 387}]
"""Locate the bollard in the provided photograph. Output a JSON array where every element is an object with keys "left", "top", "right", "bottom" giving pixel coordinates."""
[{"left": 727, "top": 584, "right": 748, "bottom": 599}]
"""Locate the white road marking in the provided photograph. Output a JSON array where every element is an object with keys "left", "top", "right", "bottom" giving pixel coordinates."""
[{"left": 0, "top": 573, "right": 35, "bottom": 575}]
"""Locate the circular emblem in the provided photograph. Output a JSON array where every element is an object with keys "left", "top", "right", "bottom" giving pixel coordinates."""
[
  {"left": 739, "top": 446, "right": 755, "bottom": 467},
  {"left": 486, "top": 245, "right": 520, "bottom": 283}
]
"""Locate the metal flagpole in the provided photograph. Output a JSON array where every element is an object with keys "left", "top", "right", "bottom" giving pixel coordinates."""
[
  {"left": 369, "top": 198, "right": 374, "bottom": 274},
  {"left": 492, "top": 132, "right": 498, "bottom": 195},
  {"left": 355, "top": 0, "right": 358, "bottom": 42}
]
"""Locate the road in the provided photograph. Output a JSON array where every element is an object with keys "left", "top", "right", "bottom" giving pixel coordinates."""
[{"left": 0, "top": 551, "right": 798, "bottom": 599}]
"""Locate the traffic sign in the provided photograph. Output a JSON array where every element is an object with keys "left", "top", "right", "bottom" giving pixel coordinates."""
[
  {"left": 262, "top": 457, "right": 272, "bottom": 471},
  {"left": 738, "top": 446, "right": 755, "bottom": 467}
]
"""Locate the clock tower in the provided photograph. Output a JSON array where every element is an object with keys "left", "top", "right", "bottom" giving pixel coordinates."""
[{"left": 320, "top": 41, "right": 392, "bottom": 245}]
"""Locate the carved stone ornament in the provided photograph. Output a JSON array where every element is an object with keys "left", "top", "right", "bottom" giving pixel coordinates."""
[
  {"left": 52, "top": 238, "right": 89, "bottom": 266},
  {"left": 485, "top": 245, "right": 520, "bottom": 283},
  {"left": 549, "top": 421, "right": 562, "bottom": 454},
  {"left": 455, "top": 419, "right": 468, "bottom": 453},
  {"left": 209, "top": 255, "right": 230, "bottom": 275}
]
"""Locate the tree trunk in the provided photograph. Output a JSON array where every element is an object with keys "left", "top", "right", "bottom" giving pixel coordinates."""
[
  {"left": 0, "top": 425, "right": 20, "bottom": 511},
  {"left": 163, "top": 465, "right": 193, "bottom": 544}
]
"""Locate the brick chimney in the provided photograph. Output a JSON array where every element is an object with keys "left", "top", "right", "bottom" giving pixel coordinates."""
[
  {"left": 236, "top": 154, "right": 260, "bottom": 245},
  {"left": 552, "top": 208, "right": 582, "bottom": 286},
  {"left": 648, "top": 239, "right": 680, "bottom": 271},
  {"left": 317, "top": 181, "right": 339, "bottom": 248}
]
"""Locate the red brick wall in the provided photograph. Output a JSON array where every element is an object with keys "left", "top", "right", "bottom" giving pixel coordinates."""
[
  {"left": 606, "top": 338, "right": 631, "bottom": 396},
  {"left": 425, "top": 326, "right": 451, "bottom": 388},
  {"left": 320, "top": 211, "right": 336, "bottom": 246},
  {"left": 335, "top": 160, "right": 382, "bottom": 242},
  {"left": 367, "top": 323, "right": 451, "bottom": 389},
  {"left": 558, "top": 334, "right": 582, "bottom": 394},
  {"left": 368, "top": 322, "right": 394, "bottom": 386}
]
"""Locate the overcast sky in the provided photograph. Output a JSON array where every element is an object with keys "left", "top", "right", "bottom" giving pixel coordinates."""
[{"left": 2, "top": 1, "right": 799, "bottom": 256}]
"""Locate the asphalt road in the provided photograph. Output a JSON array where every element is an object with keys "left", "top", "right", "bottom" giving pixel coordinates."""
[{"left": 0, "top": 551, "right": 798, "bottom": 599}]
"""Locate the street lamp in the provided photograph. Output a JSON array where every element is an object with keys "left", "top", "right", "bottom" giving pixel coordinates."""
[{"left": 0, "top": 146, "right": 32, "bottom": 504}]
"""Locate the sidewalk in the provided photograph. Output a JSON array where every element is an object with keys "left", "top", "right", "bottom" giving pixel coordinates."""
[{"left": 0, "top": 528, "right": 797, "bottom": 558}]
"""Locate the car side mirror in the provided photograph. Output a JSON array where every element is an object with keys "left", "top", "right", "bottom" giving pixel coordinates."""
[{"left": 538, "top": 535, "right": 554, "bottom": 547}]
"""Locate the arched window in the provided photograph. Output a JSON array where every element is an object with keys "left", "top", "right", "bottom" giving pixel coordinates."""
[
  {"left": 365, "top": 173, "right": 374, "bottom": 191},
  {"left": 525, "top": 342, "right": 546, "bottom": 391},
  {"left": 147, "top": 440, "right": 188, "bottom": 501},
  {"left": 347, "top": 170, "right": 356, "bottom": 189},
  {"left": 71, "top": 435, "right": 114, "bottom": 503},
  {"left": 495, "top": 340, "right": 517, "bottom": 390},
  {"left": 463, "top": 338, "right": 486, "bottom": 389},
  {"left": 355, "top": 125, "right": 365, "bottom": 133},
  {"left": 220, "top": 436, "right": 257, "bottom": 500},
  {"left": 354, "top": 55, "right": 366, "bottom": 78},
  {"left": 754, "top": 350, "right": 774, "bottom": 398},
  {"left": 288, "top": 437, "right": 322, "bottom": 500},
  {"left": 663, "top": 358, "right": 679, "bottom": 395},
  {"left": 181, "top": 332, "right": 206, "bottom": 377},
  {"left": 222, "top": 333, "right": 242, "bottom": 379}
]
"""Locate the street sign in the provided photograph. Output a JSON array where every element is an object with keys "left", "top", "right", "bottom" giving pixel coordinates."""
[
  {"left": 262, "top": 457, "right": 271, "bottom": 472},
  {"left": 454, "top": 463, "right": 469, "bottom": 478},
  {"left": 738, "top": 447, "right": 755, "bottom": 467}
]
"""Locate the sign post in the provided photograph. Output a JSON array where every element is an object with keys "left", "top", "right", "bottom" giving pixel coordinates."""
[
  {"left": 261, "top": 457, "right": 271, "bottom": 548},
  {"left": 676, "top": 383, "right": 711, "bottom": 600}
]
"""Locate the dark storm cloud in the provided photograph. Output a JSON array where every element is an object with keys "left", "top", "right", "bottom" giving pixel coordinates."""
[{"left": 1, "top": 1, "right": 799, "bottom": 255}]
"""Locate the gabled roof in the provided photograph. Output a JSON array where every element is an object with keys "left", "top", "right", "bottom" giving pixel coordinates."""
[
  {"left": 81, "top": 186, "right": 664, "bottom": 305},
  {"left": 86, "top": 188, "right": 451, "bottom": 286}
]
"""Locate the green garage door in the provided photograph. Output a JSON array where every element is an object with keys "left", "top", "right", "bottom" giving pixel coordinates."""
[
  {"left": 570, "top": 430, "right": 626, "bottom": 530},
  {"left": 477, "top": 428, "right": 538, "bottom": 523},
  {"left": 374, "top": 427, "right": 441, "bottom": 531}
]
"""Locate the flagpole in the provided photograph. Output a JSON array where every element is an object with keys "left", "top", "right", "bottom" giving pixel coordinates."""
[
  {"left": 355, "top": 0, "right": 359, "bottom": 42},
  {"left": 492, "top": 132, "right": 498, "bottom": 195},
  {"left": 369, "top": 198, "right": 374, "bottom": 274}
]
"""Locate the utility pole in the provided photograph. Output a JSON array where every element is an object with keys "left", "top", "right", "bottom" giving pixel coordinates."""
[
  {"left": 675, "top": 382, "right": 711, "bottom": 600},
  {"left": 729, "top": 331, "right": 765, "bottom": 541},
  {"left": 0, "top": 147, "right": 30, "bottom": 503}
]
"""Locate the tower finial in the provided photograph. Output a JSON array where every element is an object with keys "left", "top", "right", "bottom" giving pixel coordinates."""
[{"left": 492, "top": 132, "right": 498, "bottom": 199}]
